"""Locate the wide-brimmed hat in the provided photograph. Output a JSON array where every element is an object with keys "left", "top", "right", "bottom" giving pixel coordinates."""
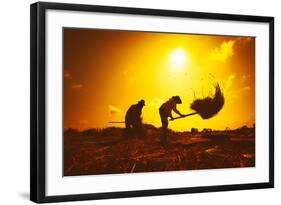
[
  {"left": 138, "top": 99, "right": 145, "bottom": 106},
  {"left": 172, "top": 96, "right": 182, "bottom": 104}
]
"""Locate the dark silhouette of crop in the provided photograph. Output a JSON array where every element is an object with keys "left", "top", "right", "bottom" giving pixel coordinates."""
[{"left": 190, "top": 84, "right": 224, "bottom": 119}]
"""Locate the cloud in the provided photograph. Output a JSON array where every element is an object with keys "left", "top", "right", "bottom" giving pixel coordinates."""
[
  {"left": 108, "top": 105, "right": 123, "bottom": 115},
  {"left": 71, "top": 84, "right": 83, "bottom": 89},
  {"left": 226, "top": 74, "right": 236, "bottom": 89},
  {"left": 240, "top": 74, "right": 251, "bottom": 84},
  {"left": 240, "top": 75, "right": 247, "bottom": 84},
  {"left": 122, "top": 70, "right": 127, "bottom": 76},
  {"left": 147, "top": 98, "right": 164, "bottom": 107},
  {"left": 241, "top": 86, "right": 251, "bottom": 91},
  {"left": 129, "top": 76, "right": 135, "bottom": 83},
  {"left": 236, "top": 37, "right": 253, "bottom": 43},
  {"left": 64, "top": 69, "right": 72, "bottom": 80},
  {"left": 210, "top": 40, "right": 235, "bottom": 62}
]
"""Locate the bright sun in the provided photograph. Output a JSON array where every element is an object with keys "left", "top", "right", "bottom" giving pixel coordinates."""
[{"left": 170, "top": 48, "right": 188, "bottom": 71}]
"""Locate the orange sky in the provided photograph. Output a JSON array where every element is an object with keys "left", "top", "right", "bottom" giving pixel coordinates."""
[{"left": 63, "top": 28, "right": 255, "bottom": 131}]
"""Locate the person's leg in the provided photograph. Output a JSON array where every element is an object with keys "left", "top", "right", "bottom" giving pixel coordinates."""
[
  {"left": 125, "top": 121, "right": 131, "bottom": 138},
  {"left": 135, "top": 121, "right": 144, "bottom": 138},
  {"left": 159, "top": 110, "right": 168, "bottom": 144},
  {"left": 131, "top": 120, "right": 141, "bottom": 138},
  {"left": 162, "top": 118, "right": 168, "bottom": 144}
]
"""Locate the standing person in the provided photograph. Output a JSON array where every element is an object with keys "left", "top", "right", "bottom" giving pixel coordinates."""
[
  {"left": 125, "top": 99, "right": 145, "bottom": 138},
  {"left": 159, "top": 96, "right": 185, "bottom": 144}
]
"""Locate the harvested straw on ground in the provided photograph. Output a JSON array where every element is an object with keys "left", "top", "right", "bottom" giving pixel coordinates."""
[{"left": 190, "top": 84, "right": 224, "bottom": 119}]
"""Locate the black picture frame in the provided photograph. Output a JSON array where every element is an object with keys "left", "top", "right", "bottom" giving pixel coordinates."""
[{"left": 30, "top": 1, "right": 274, "bottom": 203}]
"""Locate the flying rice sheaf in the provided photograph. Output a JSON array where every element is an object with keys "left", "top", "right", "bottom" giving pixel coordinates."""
[
  {"left": 190, "top": 83, "right": 225, "bottom": 119},
  {"left": 170, "top": 83, "right": 225, "bottom": 121}
]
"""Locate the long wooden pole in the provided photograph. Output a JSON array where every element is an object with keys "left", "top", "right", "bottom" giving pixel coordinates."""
[
  {"left": 169, "top": 112, "right": 198, "bottom": 121},
  {"left": 108, "top": 112, "right": 198, "bottom": 123},
  {"left": 108, "top": 121, "right": 125, "bottom": 124}
]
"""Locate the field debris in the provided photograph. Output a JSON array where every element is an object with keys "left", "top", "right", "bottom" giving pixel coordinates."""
[{"left": 64, "top": 125, "right": 255, "bottom": 176}]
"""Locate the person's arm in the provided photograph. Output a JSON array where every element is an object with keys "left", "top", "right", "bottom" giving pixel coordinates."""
[
  {"left": 169, "top": 113, "right": 174, "bottom": 120},
  {"left": 172, "top": 106, "right": 184, "bottom": 116}
]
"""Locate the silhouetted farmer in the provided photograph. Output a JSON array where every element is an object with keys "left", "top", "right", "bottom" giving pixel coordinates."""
[
  {"left": 125, "top": 100, "right": 145, "bottom": 138},
  {"left": 159, "top": 96, "right": 185, "bottom": 144}
]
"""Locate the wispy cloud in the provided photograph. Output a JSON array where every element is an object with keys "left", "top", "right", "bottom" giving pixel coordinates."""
[
  {"left": 71, "top": 84, "right": 83, "bottom": 89},
  {"left": 240, "top": 75, "right": 247, "bottom": 84},
  {"left": 236, "top": 37, "right": 253, "bottom": 43},
  {"left": 108, "top": 105, "right": 123, "bottom": 115},
  {"left": 147, "top": 98, "right": 164, "bottom": 107},
  {"left": 226, "top": 74, "right": 236, "bottom": 89},
  {"left": 239, "top": 74, "right": 251, "bottom": 84},
  {"left": 122, "top": 70, "right": 127, "bottom": 76},
  {"left": 241, "top": 86, "right": 251, "bottom": 91},
  {"left": 210, "top": 40, "right": 235, "bottom": 62}
]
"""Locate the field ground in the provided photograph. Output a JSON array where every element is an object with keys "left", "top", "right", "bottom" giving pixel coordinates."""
[{"left": 64, "top": 126, "right": 255, "bottom": 176}]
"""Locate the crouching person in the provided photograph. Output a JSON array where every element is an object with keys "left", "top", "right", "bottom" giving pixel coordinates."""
[{"left": 125, "top": 99, "right": 145, "bottom": 138}]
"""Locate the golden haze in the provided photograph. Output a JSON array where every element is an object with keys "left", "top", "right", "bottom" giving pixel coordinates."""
[{"left": 64, "top": 29, "right": 255, "bottom": 131}]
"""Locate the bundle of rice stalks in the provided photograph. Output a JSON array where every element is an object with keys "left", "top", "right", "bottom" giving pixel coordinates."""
[{"left": 190, "top": 84, "right": 225, "bottom": 119}]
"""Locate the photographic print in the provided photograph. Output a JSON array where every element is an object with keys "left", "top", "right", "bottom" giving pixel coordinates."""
[
  {"left": 31, "top": 2, "right": 274, "bottom": 202},
  {"left": 63, "top": 28, "right": 255, "bottom": 176}
]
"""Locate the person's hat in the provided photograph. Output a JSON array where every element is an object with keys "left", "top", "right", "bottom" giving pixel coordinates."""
[
  {"left": 138, "top": 99, "right": 145, "bottom": 106},
  {"left": 172, "top": 96, "right": 182, "bottom": 104}
]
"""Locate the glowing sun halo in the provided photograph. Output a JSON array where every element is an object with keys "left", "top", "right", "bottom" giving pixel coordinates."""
[{"left": 170, "top": 48, "right": 188, "bottom": 71}]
